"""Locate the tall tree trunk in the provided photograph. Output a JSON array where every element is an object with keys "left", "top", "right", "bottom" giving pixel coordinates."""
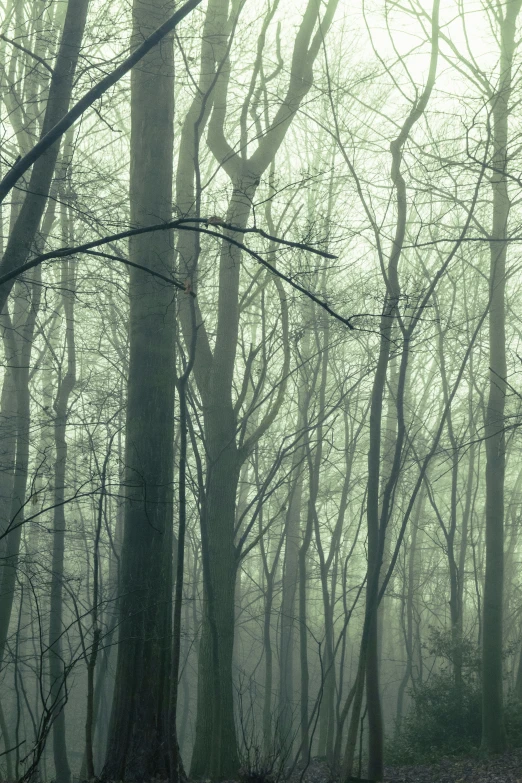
[
  {"left": 364, "top": 330, "right": 392, "bottom": 783},
  {"left": 0, "top": 273, "right": 41, "bottom": 778},
  {"left": 258, "top": 481, "right": 283, "bottom": 760},
  {"left": 278, "top": 313, "right": 311, "bottom": 758},
  {"left": 102, "top": 0, "right": 175, "bottom": 777},
  {"left": 0, "top": 278, "right": 40, "bottom": 669},
  {"left": 168, "top": 298, "right": 196, "bottom": 783},
  {"left": 49, "top": 250, "right": 76, "bottom": 783},
  {"left": 278, "top": 444, "right": 304, "bottom": 756},
  {"left": 0, "top": 311, "right": 17, "bottom": 545},
  {"left": 298, "top": 492, "right": 314, "bottom": 767},
  {"left": 0, "top": 181, "right": 55, "bottom": 675},
  {"left": 395, "top": 492, "right": 424, "bottom": 731},
  {"left": 482, "top": 0, "right": 521, "bottom": 753},
  {"left": 190, "top": 393, "right": 241, "bottom": 780},
  {"left": 297, "top": 313, "right": 328, "bottom": 765},
  {"left": 515, "top": 638, "right": 522, "bottom": 700}
]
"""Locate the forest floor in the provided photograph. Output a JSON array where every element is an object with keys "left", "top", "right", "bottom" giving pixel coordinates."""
[
  {"left": 384, "top": 750, "right": 522, "bottom": 783},
  {"left": 384, "top": 749, "right": 522, "bottom": 783},
  {"left": 287, "top": 750, "right": 522, "bottom": 783}
]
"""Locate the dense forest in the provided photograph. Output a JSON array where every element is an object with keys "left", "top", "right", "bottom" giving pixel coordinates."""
[{"left": 1, "top": 0, "right": 522, "bottom": 781}]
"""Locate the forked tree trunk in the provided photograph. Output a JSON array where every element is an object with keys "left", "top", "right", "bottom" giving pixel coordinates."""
[{"left": 181, "top": 2, "right": 339, "bottom": 774}]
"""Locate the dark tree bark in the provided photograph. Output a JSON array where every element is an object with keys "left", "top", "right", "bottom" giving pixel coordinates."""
[
  {"left": 0, "top": 278, "right": 40, "bottom": 670},
  {"left": 482, "top": 0, "right": 522, "bottom": 753},
  {"left": 49, "top": 253, "right": 76, "bottom": 783},
  {"left": 101, "top": 0, "right": 176, "bottom": 777},
  {"left": 279, "top": 422, "right": 305, "bottom": 756}
]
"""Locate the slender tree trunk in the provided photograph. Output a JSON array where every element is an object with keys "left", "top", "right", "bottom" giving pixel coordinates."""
[
  {"left": 84, "top": 436, "right": 114, "bottom": 779},
  {"left": 190, "top": 415, "right": 241, "bottom": 780},
  {"left": 395, "top": 492, "right": 424, "bottom": 730},
  {"left": 364, "top": 337, "right": 391, "bottom": 782},
  {"left": 515, "top": 640, "right": 522, "bottom": 700},
  {"left": 0, "top": 311, "right": 17, "bottom": 543},
  {"left": 434, "top": 290, "right": 467, "bottom": 691},
  {"left": 81, "top": 433, "right": 124, "bottom": 777},
  {"left": 278, "top": 452, "right": 304, "bottom": 755},
  {"left": 262, "top": 571, "right": 275, "bottom": 756},
  {"left": 0, "top": 185, "right": 54, "bottom": 676},
  {"left": 482, "top": 0, "right": 521, "bottom": 753},
  {"left": 0, "top": 277, "right": 40, "bottom": 773},
  {"left": 0, "top": 278, "right": 40, "bottom": 669},
  {"left": 298, "top": 496, "right": 314, "bottom": 766},
  {"left": 343, "top": 13, "right": 439, "bottom": 776},
  {"left": 168, "top": 299, "right": 196, "bottom": 783},
  {"left": 49, "top": 253, "right": 76, "bottom": 783},
  {"left": 278, "top": 389, "right": 307, "bottom": 756}
]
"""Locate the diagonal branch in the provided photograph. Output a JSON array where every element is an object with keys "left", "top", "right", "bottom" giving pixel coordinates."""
[
  {"left": 0, "top": 219, "right": 354, "bottom": 328},
  {"left": 0, "top": 0, "right": 203, "bottom": 204}
]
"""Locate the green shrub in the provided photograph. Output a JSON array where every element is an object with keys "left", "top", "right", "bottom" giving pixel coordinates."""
[
  {"left": 388, "top": 672, "right": 482, "bottom": 764},
  {"left": 389, "top": 627, "right": 522, "bottom": 764},
  {"left": 505, "top": 694, "right": 522, "bottom": 747}
]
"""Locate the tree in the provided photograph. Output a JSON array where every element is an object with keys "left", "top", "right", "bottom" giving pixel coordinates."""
[
  {"left": 482, "top": 0, "right": 522, "bottom": 753},
  {"left": 101, "top": 0, "right": 176, "bottom": 777},
  {"left": 175, "top": 0, "right": 340, "bottom": 776}
]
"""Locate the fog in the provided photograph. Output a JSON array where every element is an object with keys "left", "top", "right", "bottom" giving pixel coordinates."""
[{"left": 0, "top": 0, "right": 521, "bottom": 781}]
